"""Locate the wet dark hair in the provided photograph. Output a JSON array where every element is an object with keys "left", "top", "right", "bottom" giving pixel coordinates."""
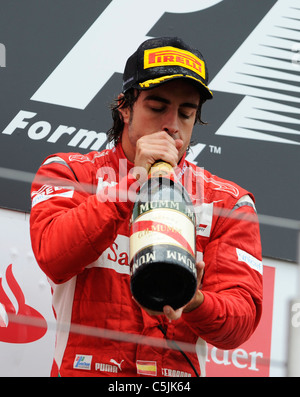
[
  {"left": 106, "top": 89, "right": 140, "bottom": 146},
  {"left": 106, "top": 88, "right": 207, "bottom": 146}
]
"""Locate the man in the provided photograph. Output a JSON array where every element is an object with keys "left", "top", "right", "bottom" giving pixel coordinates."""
[{"left": 30, "top": 37, "right": 263, "bottom": 377}]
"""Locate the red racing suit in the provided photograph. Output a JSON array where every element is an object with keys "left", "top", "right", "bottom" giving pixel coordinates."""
[{"left": 30, "top": 143, "right": 263, "bottom": 377}]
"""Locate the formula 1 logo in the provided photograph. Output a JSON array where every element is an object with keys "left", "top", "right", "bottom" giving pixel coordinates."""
[
  {"left": 28, "top": 0, "right": 299, "bottom": 153},
  {"left": 5, "top": 0, "right": 297, "bottom": 155},
  {"left": 2, "top": 0, "right": 298, "bottom": 151}
]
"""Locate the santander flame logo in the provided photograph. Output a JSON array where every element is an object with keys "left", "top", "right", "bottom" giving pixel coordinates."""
[{"left": 0, "top": 264, "right": 47, "bottom": 343}]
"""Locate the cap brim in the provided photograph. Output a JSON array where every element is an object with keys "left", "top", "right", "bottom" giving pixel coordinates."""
[{"left": 136, "top": 74, "right": 213, "bottom": 100}]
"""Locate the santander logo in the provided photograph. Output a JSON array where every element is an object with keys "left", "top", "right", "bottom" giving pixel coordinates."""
[{"left": 0, "top": 264, "right": 47, "bottom": 343}]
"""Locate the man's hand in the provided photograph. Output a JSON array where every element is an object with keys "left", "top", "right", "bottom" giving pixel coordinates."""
[{"left": 132, "top": 131, "right": 183, "bottom": 181}]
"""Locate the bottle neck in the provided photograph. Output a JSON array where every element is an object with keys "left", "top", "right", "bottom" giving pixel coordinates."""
[{"left": 149, "top": 161, "right": 175, "bottom": 179}]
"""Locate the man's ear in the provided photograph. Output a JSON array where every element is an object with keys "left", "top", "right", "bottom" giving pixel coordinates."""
[{"left": 117, "top": 93, "right": 130, "bottom": 124}]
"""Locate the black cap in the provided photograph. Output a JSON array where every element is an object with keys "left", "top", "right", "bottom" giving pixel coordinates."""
[{"left": 122, "top": 36, "right": 213, "bottom": 100}]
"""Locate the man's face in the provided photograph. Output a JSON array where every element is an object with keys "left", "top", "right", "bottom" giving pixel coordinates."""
[{"left": 120, "top": 79, "right": 201, "bottom": 163}]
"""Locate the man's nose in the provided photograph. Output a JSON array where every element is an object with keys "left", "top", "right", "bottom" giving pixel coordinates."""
[{"left": 162, "top": 111, "right": 179, "bottom": 136}]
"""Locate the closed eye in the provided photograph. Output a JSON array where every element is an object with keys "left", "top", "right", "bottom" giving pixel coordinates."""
[
  {"left": 179, "top": 111, "right": 192, "bottom": 119},
  {"left": 150, "top": 107, "right": 165, "bottom": 113}
]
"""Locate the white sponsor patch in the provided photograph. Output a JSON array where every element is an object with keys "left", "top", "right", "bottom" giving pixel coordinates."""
[
  {"left": 195, "top": 203, "right": 213, "bottom": 237},
  {"left": 87, "top": 235, "right": 130, "bottom": 275},
  {"left": 31, "top": 184, "right": 74, "bottom": 207},
  {"left": 73, "top": 354, "right": 92, "bottom": 370},
  {"left": 236, "top": 248, "right": 263, "bottom": 275}
]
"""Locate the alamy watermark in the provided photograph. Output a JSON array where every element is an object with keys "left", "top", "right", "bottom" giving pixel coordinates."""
[
  {"left": 291, "top": 302, "right": 300, "bottom": 328},
  {"left": 0, "top": 43, "right": 6, "bottom": 67}
]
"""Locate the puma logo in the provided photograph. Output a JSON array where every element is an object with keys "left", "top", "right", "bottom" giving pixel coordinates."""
[{"left": 110, "top": 359, "right": 124, "bottom": 371}]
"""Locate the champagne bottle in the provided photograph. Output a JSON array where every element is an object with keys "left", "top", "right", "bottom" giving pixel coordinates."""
[{"left": 129, "top": 161, "right": 197, "bottom": 312}]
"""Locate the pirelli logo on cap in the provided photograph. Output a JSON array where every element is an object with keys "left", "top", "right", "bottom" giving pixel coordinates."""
[{"left": 144, "top": 46, "right": 206, "bottom": 79}]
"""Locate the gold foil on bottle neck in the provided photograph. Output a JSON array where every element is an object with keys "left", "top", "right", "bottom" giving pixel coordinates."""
[{"left": 149, "top": 161, "right": 174, "bottom": 178}]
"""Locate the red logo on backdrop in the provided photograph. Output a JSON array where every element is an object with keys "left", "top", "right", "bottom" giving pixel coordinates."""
[
  {"left": 206, "top": 265, "right": 275, "bottom": 377},
  {"left": 0, "top": 264, "right": 47, "bottom": 343}
]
